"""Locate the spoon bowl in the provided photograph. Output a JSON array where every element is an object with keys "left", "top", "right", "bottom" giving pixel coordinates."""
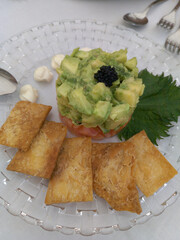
[
  {"left": 123, "top": 13, "right": 148, "bottom": 26},
  {"left": 0, "top": 68, "right": 18, "bottom": 96}
]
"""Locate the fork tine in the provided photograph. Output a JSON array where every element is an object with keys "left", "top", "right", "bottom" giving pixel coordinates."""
[
  {"left": 165, "top": 38, "right": 170, "bottom": 49},
  {"left": 166, "top": 23, "right": 171, "bottom": 30},
  {"left": 160, "top": 20, "right": 165, "bottom": 26},
  {"left": 158, "top": 18, "right": 165, "bottom": 26},
  {"left": 157, "top": 18, "right": 163, "bottom": 25},
  {"left": 176, "top": 45, "right": 180, "bottom": 54},
  {"left": 168, "top": 42, "right": 173, "bottom": 52},
  {"left": 171, "top": 42, "right": 176, "bottom": 53},
  {"left": 166, "top": 22, "right": 174, "bottom": 30},
  {"left": 165, "top": 40, "right": 173, "bottom": 52},
  {"left": 170, "top": 43, "right": 176, "bottom": 53},
  {"left": 163, "top": 20, "right": 169, "bottom": 29},
  {"left": 169, "top": 23, "right": 175, "bottom": 30}
]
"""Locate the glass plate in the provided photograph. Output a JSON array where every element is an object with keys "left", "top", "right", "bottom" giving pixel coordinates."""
[{"left": 0, "top": 20, "right": 180, "bottom": 236}]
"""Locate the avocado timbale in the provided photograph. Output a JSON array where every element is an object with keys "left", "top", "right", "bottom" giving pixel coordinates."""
[{"left": 56, "top": 48, "right": 145, "bottom": 133}]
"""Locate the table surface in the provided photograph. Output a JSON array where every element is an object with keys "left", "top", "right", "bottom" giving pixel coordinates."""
[{"left": 0, "top": 0, "right": 180, "bottom": 239}]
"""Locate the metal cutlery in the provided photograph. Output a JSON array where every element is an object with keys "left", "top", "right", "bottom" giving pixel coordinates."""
[
  {"left": 165, "top": 25, "right": 180, "bottom": 53},
  {"left": 0, "top": 68, "right": 18, "bottom": 96},
  {"left": 123, "top": 0, "right": 168, "bottom": 26},
  {"left": 157, "top": 0, "right": 180, "bottom": 30}
]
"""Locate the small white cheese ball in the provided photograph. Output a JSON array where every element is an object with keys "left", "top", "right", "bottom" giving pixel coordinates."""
[
  {"left": 34, "top": 66, "right": 53, "bottom": 82},
  {"left": 19, "top": 84, "right": 38, "bottom": 103},
  {"left": 80, "top": 47, "right": 92, "bottom": 52},
  {"left": 51, "top": 54, "right": 65, "bottom": 69}
]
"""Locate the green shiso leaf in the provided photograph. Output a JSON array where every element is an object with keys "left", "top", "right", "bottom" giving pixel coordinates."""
[{"left": 118, "top": 69, "right": 180, "bottom": 145}]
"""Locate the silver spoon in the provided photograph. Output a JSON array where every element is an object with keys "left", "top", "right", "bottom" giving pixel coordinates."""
[
  {"left": 0, "top": 68, "right": 18, "bottom": 96},
  {"left": 123, "top": 0, "right": 168, "bottom": 26}
]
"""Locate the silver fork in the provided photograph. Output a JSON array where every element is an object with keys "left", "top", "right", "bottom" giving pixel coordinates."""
[
  {"left": 165, "top": 26, "right": 180, "bottom": 53},
  {"left": 157, "top": 0, "right": 180, "bottom": 30}
]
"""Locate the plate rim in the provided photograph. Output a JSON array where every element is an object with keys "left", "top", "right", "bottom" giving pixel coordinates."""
[{"left": 0, "top": 19, "right": 180, "bottom": 236}]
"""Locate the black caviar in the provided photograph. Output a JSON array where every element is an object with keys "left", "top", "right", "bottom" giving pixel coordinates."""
[{"left": 94, "top": 66, "right": 118, "bottom": 87}]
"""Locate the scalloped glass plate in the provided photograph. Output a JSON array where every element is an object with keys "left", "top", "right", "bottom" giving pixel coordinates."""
[{"left": 0, "top": 20, "right": 180, "bottom": 236}]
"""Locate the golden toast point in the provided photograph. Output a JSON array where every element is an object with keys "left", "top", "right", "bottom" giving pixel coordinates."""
[
  {"left": 128, "top": 130, "right": 178, "bottom": 197},
  {"left": 0, "top": 101, "right": 52, "bottom": 151},
  {"left": 45, "top": 137, "right": 93, "bottom": 205},
  {"left": 7, "top": 121, "right": 67, "bottom": 179},
  {"left": 92, "top": 142, "right": 142, "bottom": 215}
]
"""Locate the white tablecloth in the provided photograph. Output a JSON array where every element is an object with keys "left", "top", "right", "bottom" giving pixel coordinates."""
[{"left": 0, "top": 0, "right": 180, "bottom": 239}]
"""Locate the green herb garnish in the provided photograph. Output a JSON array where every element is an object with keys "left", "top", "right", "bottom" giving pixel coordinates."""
[{"left": 118, "top": 69, "right": 180, "bottom": 145}]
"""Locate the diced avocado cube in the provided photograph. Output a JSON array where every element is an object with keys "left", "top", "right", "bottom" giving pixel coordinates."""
[
  {"left": 112, "top": 97, "right": 120, "bottom": 106},
  {"left": 131, "top": 67, "right": 139, "bottom": 77},
  {"left": 57, "top": 82, "right": 72, "bottom": 98},
  {"left": 112, "top": 49, "right": 127, "bottom": 56},
  {"left": 116, "top": 54, "right": 127, "bottom": 63},
  {"left": 105, "top": 117, "right": 125, "bottom": 130},
  {"left": 136, "top": 78, "right": 145, "bottom": 96},
  {"left": 90, "top": 82, "right": 112, "bottom": 102},
  {"left": 58, "top": 103, "right": 70, "bottom": 116},
  {"left": 58, "top": 103, "right": 81, "bottom": 125},
  {"left": 123, "top": 77, "right": 135, "bottom": 84},
  {"left": 90, "top": 48, "right": 103, "bottom": 57},
  {"left": 70, "top": 47, "right": 80, "bottom": 57},
  {"left": 68, "top": 88, "right": 93, "bottom": 115},
  {"left": 68, "top": 108, "right": 82, "bottom": 124},
  {"left": 82, "top": 101, "right": 112, "bottom": 127},
  {"left": 93, "top": 101, "right": 112, "bottom": 123},
  {"left": 119, "top": 77, "right": 134, "bottom": 90},
  {"left": 57, "top": 95, "right": 70, "bottom": 107},
  {"left": 124, "top": 57, "right": 137, "bottom": 70},
  {"left": 112, "top": 49, "right": 127, "bottom": 63},
  {"left": 59, "top": 71, "right": 77, "bottom": 86},
  {"left": 121, "top": 77, "right": 145, "bottom": 97},
  {"left": 109, "top": 103, "right": 129, "bottom": 121},
  {"left": 61, "top": 56, "right": 80, "bottom": 74},
  {"left": 81, "top": 65, "right": 94, "bottom": 83},
  {"left": 75, "top": 50, "right": 90, "bottom": 59},
  {"left": 104, "top": 104, "right": 131, "bottom": 130},
  {"left": 82, "top": 115, "right": 98, "bottom": 128},
  {"left": 115, "top": 88, "right": 139, "bottom": 107},
  {"left": 91, "top": 59, "right": 104, "bottom": 70},
  {"left": 127, "top": 79, "right": 145, "bottom": 96}
]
